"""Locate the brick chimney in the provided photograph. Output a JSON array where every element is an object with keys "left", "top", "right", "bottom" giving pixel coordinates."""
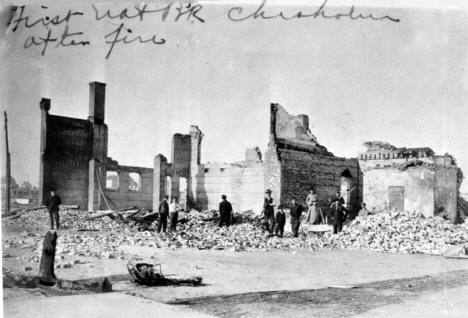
[
  {"left": 39, "top": 98, "right": 51, "bottom": 112},
  {"left": 88, "top": 82, "right": 106, "bottom": 124}
]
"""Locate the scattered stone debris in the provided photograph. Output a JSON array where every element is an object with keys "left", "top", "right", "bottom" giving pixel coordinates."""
[
  {"left": 443, "top": 244, "right": 468, "bottom": 259},
  {"left": 4, "top": 208, "right": 468, "bottom": 260},
  {"left": 328, "top": 211, "right": 468, "bottom": 255}
]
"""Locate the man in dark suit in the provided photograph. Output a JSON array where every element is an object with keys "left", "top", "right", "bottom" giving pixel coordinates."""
[
  {"left": 289, "top": 198, "right": 304, "bottom": 238},
  {"left": 157, "top": 196, "right": 169, "bottom": 233},
  {"left": 45, "top": 188, "right": 61, "bottom": 230},
  {"left": 274, "top": 205, "right": 286, "bottom": 238},
  {"left": 263, "top": 189, "right": 275, "bottom": 233},
  {"left": 331, "top": 198, "right": 347, "bottom": 234},
  {"left": 219, "top": 194, "right": 233, "bottom": 227}
]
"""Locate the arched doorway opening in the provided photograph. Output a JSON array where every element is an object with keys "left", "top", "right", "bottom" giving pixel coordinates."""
[{"left": 340, "top": 169, "right": 353, "bottom": 208}]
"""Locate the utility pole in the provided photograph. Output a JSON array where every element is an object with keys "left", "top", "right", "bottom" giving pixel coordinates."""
[{"left": 4, "top": 110, "right": 11, "bottom": 213}]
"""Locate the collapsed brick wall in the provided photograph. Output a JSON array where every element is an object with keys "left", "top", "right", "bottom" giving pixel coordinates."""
[
  {"left": 359, "top": 143, "right": 461, "bottom": 222},
  {"left": 278, "top": 149, "right": 361, "bottom": 214},
  {"left": 104, "top": 158, "right": 153, "bottom": 210},
  {"left": 264, "top": 145, "right": 281, "bottom": 207},
  {"left": 265, "top": 103, "right": 363, "bottom": 214},
  {"left": 172, "top": 134, "right": 191, "bottom": 174},
  {"left": 362, "top": 167, "right": 436, "bottom": 217},
  {"left": 40, "top": 113, "right": 98, "bottom": 208},
  {"left": 44, "top": 161, "right": 89, "bottom": 209},
  {"left": 434, "top": 156, "right": 459, "bottom": 221},
  {"left": 153, "top": 155, "right": 168, "bottom": 211},
  {"left": 39, "top": 82, "right": 154, "bottom": 211},
  {"left": 155, "top": 125, "right": 265, "bottom": 212},
  {"left": 195, "top": 162, "right": 264, "bottom": 212}
]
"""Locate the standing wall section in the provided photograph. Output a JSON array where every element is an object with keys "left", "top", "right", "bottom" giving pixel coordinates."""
[
  {"left": 278, "top": 149, "right": 361, "bottom": 214},
  {"left": 264, "top": 145, "right": 282, "bottom": 208},
  {"left": 434, "top": 155, "right": 460, "bottom": 222},
  {"left": 40, "top": 114, "right": 94, "bottom": 208},
  {"left": 362, "top": 166, "right": 435, "bottom": 217},
  {"left": 103, "top": 165, "right": 153, "bottom": 210},
  {"left": 195, "top": 162, "right": 264, "bottom": 212}
]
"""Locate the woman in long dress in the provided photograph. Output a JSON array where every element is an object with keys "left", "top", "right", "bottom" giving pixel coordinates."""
[{"left": 305, "top": 189, "right": 319, "bottom": 224}]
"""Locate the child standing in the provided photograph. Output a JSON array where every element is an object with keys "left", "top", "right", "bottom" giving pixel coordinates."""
[{"left": 274, "top": 205, "right": 286, "bottom": 238}]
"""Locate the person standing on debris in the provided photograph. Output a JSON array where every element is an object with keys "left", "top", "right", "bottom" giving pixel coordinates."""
[
  {"left": 169, "top": 197, "right": 180, "bottom": 232},
  {"left": 305, "top": 189, "right": 319, "bottom": 224},
  {"left": 274, "top": 205, "right": 286, "bottom": 238},
  {"left": 157, "top": 196, "right": 169, "bottom": 233},
  {"left": 263, "top": 189, "right": 275, "bottom": 233},
  {"left": 45, "top": 188, "right": 61, "bottom": 230},
  {"left": 290, "top": 198, "right": 304, "bottom": 238},
  {"left": 219, "top": 194, "right": 233, "bottom": 227},
  {"left": 331, "top": 198, "right": 346, "bottom": 234},
  {"left": 358, "top": 202, "right": 369, "bottom": 217}
]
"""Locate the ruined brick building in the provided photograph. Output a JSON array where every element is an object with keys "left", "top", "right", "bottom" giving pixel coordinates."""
[
  {"left": 39, "top": 82, "right": 462, "bottom": 222},
  {"left": 358, "top": 142, "right": 462, "bottom": 221},
  {"left": 39, "top": 82, "right": 153, "bottom": 211},
  {"left": 154, "top": 103, "right": 362, "bottom": 213}
]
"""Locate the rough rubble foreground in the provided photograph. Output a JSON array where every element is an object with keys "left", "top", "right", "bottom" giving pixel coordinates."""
[
  {"left": 328, "top": 211, "right": 468, "bottom": 255},
  {"left": 3, "top": 209, "right": 468, "bottom": 262}
]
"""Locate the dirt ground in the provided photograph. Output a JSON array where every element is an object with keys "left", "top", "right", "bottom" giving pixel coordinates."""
[{"left": 3, "top": 217, "right": 468, "bottom": 317}]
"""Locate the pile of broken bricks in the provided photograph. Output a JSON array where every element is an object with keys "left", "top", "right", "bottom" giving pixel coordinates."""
[
  {"left": 4, "top": 208, "right": 468, "bottom": 272},
  {"left": 329, "top": 211, "right": 468, "bottom": 255}
]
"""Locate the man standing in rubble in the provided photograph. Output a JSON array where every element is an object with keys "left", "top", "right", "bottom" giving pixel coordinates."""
[
  {"left": 331, "top": 198, "right": 347, "bottom": 234},
  {"left": 263, "top": 189, "right": 275, "bottom": 233},
  {"left": 169, "top": 197, "right": 180, "bottom": 232},
  {"left": 219, "top": 194, "right": 233, "bottom": 227},
  {"left": 274, "top": 205, "right": 286, "bottom": 238},
  {"left": 45, "top": 188, "right": 61, "bottom": 230},
  {"left": 290, "top": 198, "right": 304, "bottom": 238},
  {"left": 157, "top": 195, "right": 169, "bottom": 233}
]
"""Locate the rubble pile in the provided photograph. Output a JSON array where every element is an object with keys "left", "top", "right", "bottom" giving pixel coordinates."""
[
  {"left": 5, "top": 208, "right": 468, "bottom": 257},
  {"left": 163, "top": 213, "right": 321, "bottom": 251},
  {"left": 4, "top": 209, "right": 323, "bottom": 258},
  {"left": 327, "top": 211, "right": 468, "bottom": 255}
]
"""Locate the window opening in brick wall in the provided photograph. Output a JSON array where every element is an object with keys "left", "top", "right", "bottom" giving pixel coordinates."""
[
  {"left": 129, "top": 172, "right": 141, "bottom": 191},
  {"left": 106, "top": 171, "right": 119, "bottom": 190}
]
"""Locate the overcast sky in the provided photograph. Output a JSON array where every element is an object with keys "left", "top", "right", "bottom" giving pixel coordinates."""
[{"left": 1, "top": 0, "right": 467, "bottom": 192}]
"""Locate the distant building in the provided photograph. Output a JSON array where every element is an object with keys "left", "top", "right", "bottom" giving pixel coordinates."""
[{"left": 359, "top": 141, "right": 462, "bottom": 222}]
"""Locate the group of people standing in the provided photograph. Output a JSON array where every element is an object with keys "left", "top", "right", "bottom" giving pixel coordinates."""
[
  {"left": 156, "top": 188, "right": 368, "bottom": 236},
  {"left": 158, "top": 193, "right": 234, "bottom": 233},
  {"left": 44, "top": 187, "right": 368, "bottom": 237},
  {"left": 157, "top": 196, "right": 182, "bottom": 233},
  {"left": 262, "top": 188, "right": 351, "bottom": 237}
]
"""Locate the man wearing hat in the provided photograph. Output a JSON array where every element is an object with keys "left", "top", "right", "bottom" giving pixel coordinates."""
[
  {"left": 331, "top": 198, "right": 347, "bottom": 234},
  {"left": 290, "top": 198, "right": 304, "bottom": 238},
  {"left": 263, "top": 189, "right": 275, "bottom": 233},
  {"left": 274, "top": 204, "right": 286, "bottom": 238},
  {"left": 157, "top": 195, "right": 169, "bottom": 233},
  {"left": 45, "top": 188, "right": 62, "bottom": 230}
]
